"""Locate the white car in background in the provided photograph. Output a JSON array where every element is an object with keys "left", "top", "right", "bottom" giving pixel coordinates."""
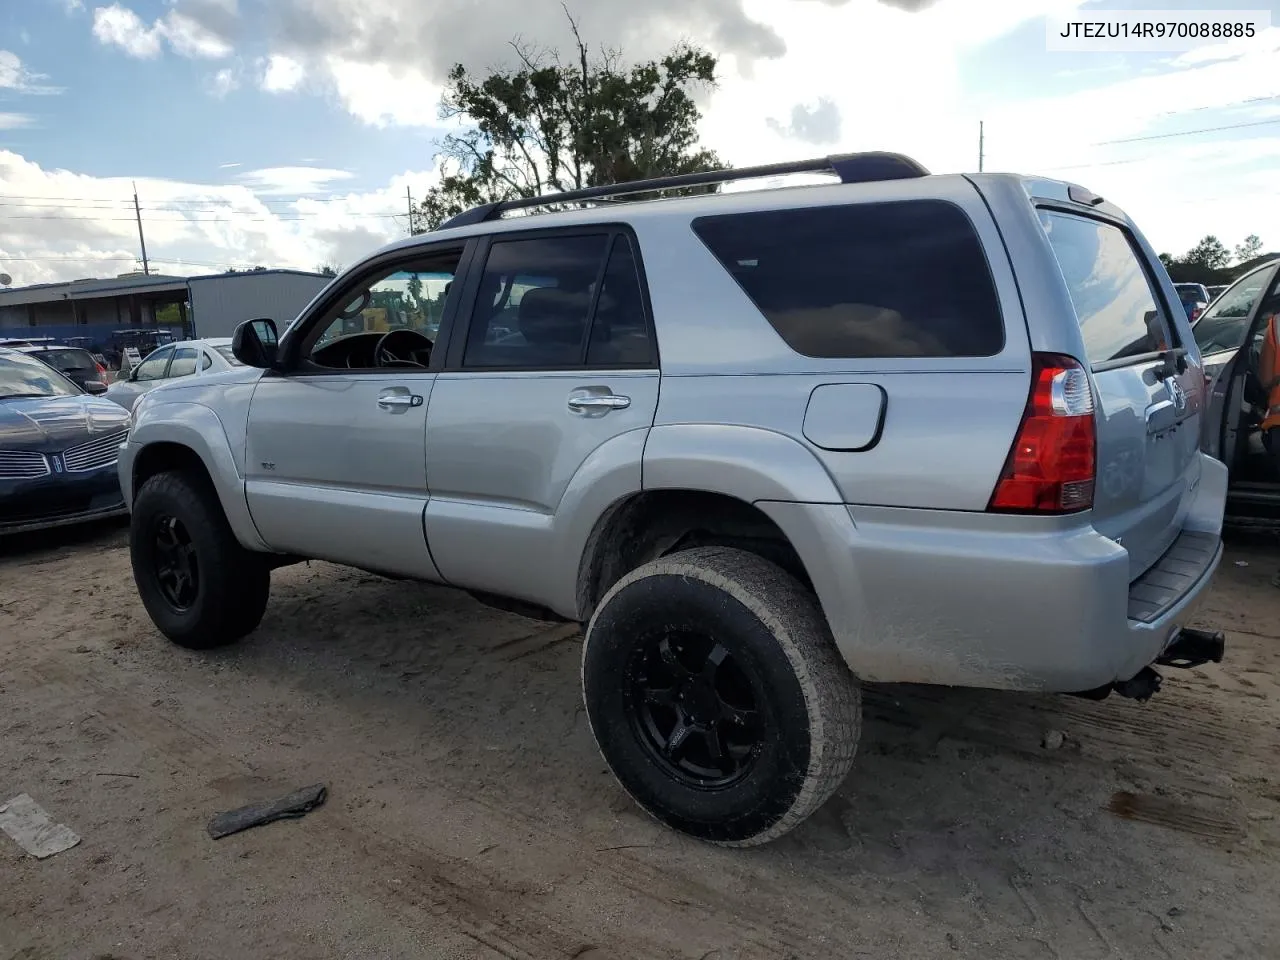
[{"left": 105, "top": 338, "right": 242, "bottom": 412}]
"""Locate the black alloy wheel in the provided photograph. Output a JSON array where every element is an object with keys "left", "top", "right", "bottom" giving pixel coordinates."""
[
  {"left": 626, "top": 631, "right": 764, "bottom": 788},
  {"left": 151, "top": 514, "right": 199, "bottom": 611}
]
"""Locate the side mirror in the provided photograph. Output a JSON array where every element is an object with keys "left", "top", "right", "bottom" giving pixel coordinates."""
[
  {"left": 84, "top": 380, "right": 108, "bottom": 395},
  {"left": 232, "top": 318, "right": 279, "bottom": 369}
]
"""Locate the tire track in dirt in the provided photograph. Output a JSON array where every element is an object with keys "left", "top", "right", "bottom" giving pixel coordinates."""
[{"left": 21, "top": 654, "right": 835, "bottom": 960}]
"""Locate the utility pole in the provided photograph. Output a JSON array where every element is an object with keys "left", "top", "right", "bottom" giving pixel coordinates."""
[
  {"left": 978, "top": 121, "right": 985, "bottom": 173},
  {"left": 132, "top": 182, "right": 150, "bottom": 276},
  {"left": 406, "top": 186, "right": 415, "bottom": 236}
]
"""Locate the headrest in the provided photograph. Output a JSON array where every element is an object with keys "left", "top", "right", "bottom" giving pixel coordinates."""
[{"left": 518, "top": 287, "right": 589, "bottom": 346}]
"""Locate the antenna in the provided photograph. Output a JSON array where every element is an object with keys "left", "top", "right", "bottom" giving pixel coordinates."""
[{"left": 978, "top": 120, "right": 985, "bottom": 173}]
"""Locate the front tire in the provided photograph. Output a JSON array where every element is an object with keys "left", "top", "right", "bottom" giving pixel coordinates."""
[
  {"left": 129, "top": 469, "right": 270, "bottom": 650},
  {"left": 581, "top": 546, "right": 861, "bottom": 846}
]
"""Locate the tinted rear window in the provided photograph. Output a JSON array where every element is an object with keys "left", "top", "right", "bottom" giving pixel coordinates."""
[
  {"left": 1038, "top": 211, "right": 1173, "bottom": 366},
  {"left": 691, "top": 200, "right": 1004, "bottom": 359},
  {"left": 37, "top": 349, "right": 96, "bottom": 372}
]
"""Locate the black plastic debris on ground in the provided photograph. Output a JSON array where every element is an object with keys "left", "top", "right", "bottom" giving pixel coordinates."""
[{"left": 207, "top": 783, "right": 327, "bottom": 840}]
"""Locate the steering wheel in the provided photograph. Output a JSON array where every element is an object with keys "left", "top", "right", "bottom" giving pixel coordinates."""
[{"left": 374, "top": 329, "right": 433, "bottom": 368}]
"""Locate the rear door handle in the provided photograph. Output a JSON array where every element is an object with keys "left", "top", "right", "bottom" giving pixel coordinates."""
[{"left": 568, "top": 393, "right": 630, "bottom": 412}]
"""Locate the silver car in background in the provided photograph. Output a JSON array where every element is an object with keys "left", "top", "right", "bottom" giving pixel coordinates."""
[{"left": 105, "top": 338, "right": 242, "bottom": 412}]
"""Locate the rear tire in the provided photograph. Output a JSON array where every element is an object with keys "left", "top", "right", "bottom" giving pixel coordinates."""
[
  {"left": 130, "top": 469, "right": 270, "bottom": 649},
  {"left": 581, "top": 546, "right": 861, "bottom": 846}
]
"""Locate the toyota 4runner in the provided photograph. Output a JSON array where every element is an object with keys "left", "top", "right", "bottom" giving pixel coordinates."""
[{"left": 120, "top": 153, "right": 1228, "bottom": 846}]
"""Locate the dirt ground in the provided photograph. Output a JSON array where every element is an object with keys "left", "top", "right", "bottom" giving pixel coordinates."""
[{"left": 1, "top": 521, "right": 1279, "bottom": 960}]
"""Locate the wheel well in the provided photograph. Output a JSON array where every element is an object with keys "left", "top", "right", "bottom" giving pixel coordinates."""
[
  {"left": 576, "top": 490, "right": 813, "bottom": 620},
  {"left": 131, "top": 442, "right": 213, "bottom": 503}
]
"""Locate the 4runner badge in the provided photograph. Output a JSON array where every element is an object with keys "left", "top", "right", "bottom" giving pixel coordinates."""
[{"left": 1168, "top": 377, "right": 1187, "bottom": 412}]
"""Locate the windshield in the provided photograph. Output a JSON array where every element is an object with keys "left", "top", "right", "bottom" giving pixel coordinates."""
[
  {"left": 0, "top": 351, "right": 82, "bottom": 399},
  {"left": 213, "top": 345, "right": 244, "bottom": 366}
]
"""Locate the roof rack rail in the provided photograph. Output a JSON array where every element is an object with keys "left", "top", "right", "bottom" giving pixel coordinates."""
[{"left": 437, "top": 151, "right": 930, "bottom": 230}]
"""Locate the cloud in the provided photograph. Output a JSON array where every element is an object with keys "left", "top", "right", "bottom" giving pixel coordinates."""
[
  {"left": 766, "top": 98, "right": 841, "bottom": 145},
  {"left": 261, "top": 54, "right": 305, "bottom": 92},
  {"left": 92, "top": 5, "right": 163, "bottom": 57},
  {"left": 0, "top": 114, "right": 34, "bottom": 129},
  {"left": 236, "top": 166, "right": 358, "bottom": 195},
  {"left": 0, "top": 51, "right": 62, "bottom": 94},
  {"left": 0, "top": 149, "right": 436, "bottom": 285},
  {"left": 218, "top": 161, "right": 242, "bottom": 169},
  {"left": 91, "top": 2, "right": 236, "bottom": 60},
  {"left": 210, "top": 67, "right": 238, "bottom": 97}
]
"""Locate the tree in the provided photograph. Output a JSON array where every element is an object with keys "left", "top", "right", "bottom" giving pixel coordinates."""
[
  {"left": 1235, "top": 234, "right": 1263, "bottom": 263},
  {"left": 415, "top": 7, "right": 724, "bottom": 232},
  {"left": 1182, "top": 235, "right": 1231, "bottom": 272},
  {"left": 316, "top": 263, "right": 339, "bottom": 277}
]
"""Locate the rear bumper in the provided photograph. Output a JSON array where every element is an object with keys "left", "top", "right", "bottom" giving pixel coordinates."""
[{"left": 757, "top": 455, "right": 1228, "bottom": 693}]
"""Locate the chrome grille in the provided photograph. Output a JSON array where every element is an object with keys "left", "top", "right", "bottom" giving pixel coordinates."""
[
  {"left": 0, "top": 450, "right": 51, "bottom": 480},
  {"left": 63, "top": 429, "right": 129, "bottom": 473}
]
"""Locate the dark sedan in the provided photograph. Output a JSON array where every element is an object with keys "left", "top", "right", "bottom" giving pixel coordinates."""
[
  {"left": 15, "top": 344, "right": 111, "bottom": 393},
  {"left": 0, "top": 347, "right": 131, "bottom": 535}
]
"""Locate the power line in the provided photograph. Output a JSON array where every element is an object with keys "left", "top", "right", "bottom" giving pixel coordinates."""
[{"left": 1092, "top": 115, "right": 1280, "bottom": 146}]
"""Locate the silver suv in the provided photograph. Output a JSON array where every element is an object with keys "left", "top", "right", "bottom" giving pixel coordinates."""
[{"left": 119, "top": 153, "right": 1228, "bottom": 846}]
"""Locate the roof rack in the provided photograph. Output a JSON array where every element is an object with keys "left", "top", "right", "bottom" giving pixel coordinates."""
[{"left": 438, "top": 151, "right": 930, "bottom": 230}]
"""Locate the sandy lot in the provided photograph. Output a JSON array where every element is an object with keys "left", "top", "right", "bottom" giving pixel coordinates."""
[{"left": 1, "top": 521, "right": 1279, "bottom": 960}]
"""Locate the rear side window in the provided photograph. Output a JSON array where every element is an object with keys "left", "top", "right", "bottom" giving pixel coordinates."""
[
  {"left": 1038, "top": 211, "right": 1173, "bottom": 366},
  {"left": 691, "top": 200, "right": 1004, "bottom": 359}
]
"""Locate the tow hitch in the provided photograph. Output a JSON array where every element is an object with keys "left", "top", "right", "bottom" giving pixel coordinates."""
[
  {"left": 1071, "top": 629, "right": 1226, "bottom": 703},
  {"left": 1156, "top": 628, "right": 1226, "bottom": 670}
]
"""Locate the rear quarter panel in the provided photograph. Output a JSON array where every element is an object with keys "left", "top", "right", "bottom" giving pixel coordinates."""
[{"left": 633, "top": 175, "right": 1032, "bottom": 510}]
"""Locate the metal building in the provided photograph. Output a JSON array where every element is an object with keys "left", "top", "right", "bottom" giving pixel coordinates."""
[{"left": 0, "top": 268, "right": 331, "bottom": 352}]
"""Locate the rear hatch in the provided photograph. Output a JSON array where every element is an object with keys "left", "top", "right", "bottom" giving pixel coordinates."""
[{"left": 1037, "top": 209, "right": 1202, "bottom": 579}]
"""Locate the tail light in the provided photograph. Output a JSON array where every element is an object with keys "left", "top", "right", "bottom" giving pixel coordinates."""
[
  {"left": 95, "top": 361, "right": 108, "bottom": 378},
  {"left": 1190, "top": 306, "right": 1203, "bottom": 322},
  {"left": 988, "top": 353, "right": 1096, "bottom": 514}
]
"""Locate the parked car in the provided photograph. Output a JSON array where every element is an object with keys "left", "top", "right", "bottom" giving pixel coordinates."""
[
  {"left": 1175, "top": 282, "right": 1210, "bottom": 322},
  {"left": 119, "top": 154, "right": 1226, "bottom": 847},
  {"left": 0, "top": 347, "right": 131, "bottom": 535},
  {"left": 1206, "top": 284, "right": 1228, "bottom": 303},
  {"left": 105, "top": 338, "right": 241, "bottom": 411},
  {"left": 14, "top": 343, "right": 111, "bottom": 393}
]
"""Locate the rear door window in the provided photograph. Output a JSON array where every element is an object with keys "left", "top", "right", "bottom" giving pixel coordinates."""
[
  {"left": 1037, "top": 210, "right": 1174, "bottom": 366},
  {"left": 691, "top": 199, "right": 1004, "bottom": 359}
]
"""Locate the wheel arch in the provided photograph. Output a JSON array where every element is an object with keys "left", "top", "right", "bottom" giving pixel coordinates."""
[
  {"left": 125, "top": 404, "right": 269, "bottom": 552},
  {"left": 575, "top": 489, "right": 816, "bottom": 622}
]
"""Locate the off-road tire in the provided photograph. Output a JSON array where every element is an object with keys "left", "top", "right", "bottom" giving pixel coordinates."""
[
  {"left": 130, "top": 469, "right": 270, "bottom": 649},
  {"left": 581, "top": 546, "right": 861, "bottom": 846}
]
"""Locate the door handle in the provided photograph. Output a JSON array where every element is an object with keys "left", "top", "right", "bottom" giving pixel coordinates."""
[
  {"left": 377, "top": 393, "right": 423, "bottom": 410},
  {"left": 568, "top": 394, "right": 631, "bottom": 411}
]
